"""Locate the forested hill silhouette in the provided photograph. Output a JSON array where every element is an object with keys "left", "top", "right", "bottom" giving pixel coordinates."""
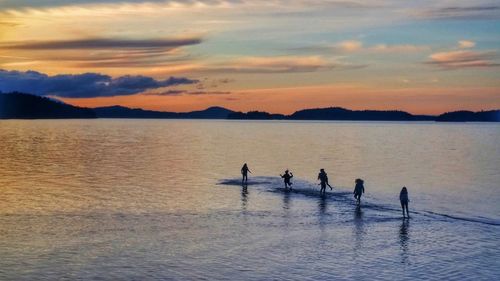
[
  {"left": 228, "top": 107, "right": 435, "bottom": 121},
  {"left": 1, "top": 92, "right": 499, "bottom": 122},
  {"left": 94, "top": 106, "right": 180, "bottom": 118},
  {"left": 0, "top": 92, "right": 95, "bottom": 119},
  {"left": 227, "top": 111, "right": 286, "bottom": 120},
  {"left": 288, "top": 107, "right": 435, "bottom": 121},
  {"left": 436, "top": 110, "right": 500, "bottom": 122},
  {"left": 94, "top": 105, "right": 233, "bottom": 119}
]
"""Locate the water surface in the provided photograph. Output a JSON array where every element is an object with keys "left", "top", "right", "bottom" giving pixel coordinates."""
[{"left": 1, "top": 120, "right": 499, "bottom": 280}]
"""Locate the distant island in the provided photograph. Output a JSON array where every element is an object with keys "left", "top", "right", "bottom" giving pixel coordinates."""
[
  {"left": 1, "top": 92, "right": 499, "bottom": 122},
  {"left": 94, "top": 105, "right": 233, "bottom": 119},
  {"left": 225, "top": 109, "right": 431, "bottom": 121},
  {"left": 0, "top": 92, "right": 96, "bottom": 119}
]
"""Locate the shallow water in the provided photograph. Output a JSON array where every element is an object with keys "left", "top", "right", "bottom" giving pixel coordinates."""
[{"left": 0, "top": 120, "right": 499, "bottom": 280}]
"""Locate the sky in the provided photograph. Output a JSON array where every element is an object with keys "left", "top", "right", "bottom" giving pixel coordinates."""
[{"left": 0, "top": 0, "right": 499, "bottom": 114}]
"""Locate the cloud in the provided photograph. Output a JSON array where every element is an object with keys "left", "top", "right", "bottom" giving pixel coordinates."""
[
  {"left": 1, "top": 37, "right": 202, "bottom": 50},
  {"left": 0, "top": 69, "right": 197, "bottom": 98},
  {"left": 415, "top": 5, "right": 500, "bottom": 20},
  {"left": 198, "top": 56, "right": 364, "bottom": 73},
  {"left": 291, "top": 40, "right": 429, "bottom": 55},
  {"left": 336, "top": 40, "right": 363, "bottom": 52},
  {"left": 144, "top": 89, "right": 187, "bottom": 96},
  {"left": 0, "top": 37, "right": 202, "bottom": 68},
  {"left": 0, "top": 0, "right": 380, "bottom": 12},
  {"left": 0, "top": 0, "right": 203, "bottom": 11},
  {"left": 367, "top": 44, "right": 430, "bottom": 53},
  {"left": 426, "top": 50, "right": 500, "bottom": 69},
  {"left": 186, "top": 91, "right": 231, "bottom": 95},
  {"left": 458, "top": 40, "right": 476, "bottom": 49},
  {"left": 0, "top": 21, "right": 20, "bottom": 27},
  {"left": 195, "top": 77, "right": 235, "bottom": 90},
  {"left": 144, "top": 90, "right": 230, "bottom": 96}
]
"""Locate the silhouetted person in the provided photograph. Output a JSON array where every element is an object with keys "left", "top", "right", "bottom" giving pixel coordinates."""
[
  {"left": 280, "top": 170, "right": 293, "bottom": 189},
  {"left": 241, "top": 163, "right": 251, "bottom": 184},
  {"left": 400, "top": 187, "right": 410, "bottom": 218},
  {"left": 353, "top": 178, "right": 365, "bottom": 205},
  {"left": 317, "top": 168, "right": 333, "bottom": 194}
]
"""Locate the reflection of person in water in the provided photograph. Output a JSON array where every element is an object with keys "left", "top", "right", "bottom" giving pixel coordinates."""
[
  {"left": 241, "top": 163, "right": 251, "bottom": 184},
  {"left": 352, "top": 205, "right": 364, "bottom": 257},
  {"left": 280, "top": 170, "right": 293, "bottom": 189},
  {"left": 353, "top": 178, "right": 365, "bottom": 205},
  {"left": 317, "top": 169, "right": 333, "bottom": 194},
  {"left": 241, "top": 185, "right": 249, "bottom": 211},
  {"left": 399, "top": 219, "right": 410, "bottom": 264},
  {"left": 400, "top": 187, "right": 410, "bottom": 218}
]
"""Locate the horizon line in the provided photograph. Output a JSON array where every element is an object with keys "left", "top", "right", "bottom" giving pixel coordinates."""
[
  {"left": 87, "top": 103, "right": 499, "bottom": 117},
  {"left": 2, "top": 91, "right": 499, "bottom": 117}
]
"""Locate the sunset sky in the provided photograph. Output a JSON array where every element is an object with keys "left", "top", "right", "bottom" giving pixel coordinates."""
[{"left": 0, "top": 0, "right": 499, "bottom": 114}]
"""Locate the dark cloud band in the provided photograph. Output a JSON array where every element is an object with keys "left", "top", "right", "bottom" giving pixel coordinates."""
[
  {"left": 0, "top": 69, "right": 198, "bottom": 98},
  {"left": 1, "top": 37, "right": 202, "bottom": 50}
]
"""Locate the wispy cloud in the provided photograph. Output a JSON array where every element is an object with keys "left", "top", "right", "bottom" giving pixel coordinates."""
[
  {"left": 0, "top": 21, "right": 20, "bottom": 26},
  {"left": 368, "top": 44, "right": 430, "bottom": 53},
  {"left": 144, "top": 90, "right": 230, "bottom": 96},
  {"left": 0, "top": 0, "right": 382, "bottom": 12},
  {"left": 0, "top": 69, "right": 197, "bottom": 98},
  {"left": 415, "top": 4, "right": 500, "bottom": 20},
  {"left": 336, "top": 40, "right": 363, "bottom": 52},
  {"left": 195, "top": 77, "right": 234, "bottom": 90},
  {"left": 0, "top": 37, "right": 202, "bottom": 68},
  {"left": 144, "top": 89, "right": 187, "bottom": 96},
  {"left": 458, "top": 40, "right": 476, "bottom": 49},
  {"left": 197, "top": 56, "right": 365, "bottom": 73},
  {"left": 292, "top": 40, "right": 430, "bottom": 54},
  {"left": 186, "top": 90, "right": 230, "bottom": 95},
  {"left": 426, "top": 50, "right": 500, "bottom": 69},
  {"left": 0, "top": 37, "right": 202, "bottom": 50}
]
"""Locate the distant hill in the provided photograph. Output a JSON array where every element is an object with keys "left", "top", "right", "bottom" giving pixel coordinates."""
[
  {"left": 182, "top": 106, "right": 235, "bottom": 119},
  {"left": 289, "top": 107, "right": 432, "bottom": 121},
  {"left": 227, "top": 107, "right": 498, "bottom": 122},
  {"left": 228, "top": 111, "right": 286, "bottom": 120},
  {"left": 436, "top": 110, "right": 500, "bottom": 122},
  {"left": 94, "top": 105, "right": 234, "bottom": 119},
  {"left": 0, "top": 92, "right": 96, "bottom": 119},
  {"left": 93, "top": 106, "right": 179, "bottom": 118},
  {"left": 227, "top": 107, "right": 436, "bottom": 121}
]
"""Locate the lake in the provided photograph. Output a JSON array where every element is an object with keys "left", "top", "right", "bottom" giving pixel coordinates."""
[{"left": 0, "top": 120, "right": 499, "bottom": 280}]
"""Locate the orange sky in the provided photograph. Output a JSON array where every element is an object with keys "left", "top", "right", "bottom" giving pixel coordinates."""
[{"left": 60, "top": 85, "right": 500, "bottom": 115}]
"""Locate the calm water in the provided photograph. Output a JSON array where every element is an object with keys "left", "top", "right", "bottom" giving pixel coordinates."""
[{"left": 0, "top": 120, "right": 499, "bottom": 280}]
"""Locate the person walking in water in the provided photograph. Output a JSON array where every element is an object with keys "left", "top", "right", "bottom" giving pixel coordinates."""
[
  {"left": 318, "top": 169, "right": 333, "bottom": 194},
  {"left": 400, "top": 187, "right": 410, "bottom": 218},
  {"left": 241, "top": 163, "right": 251, "bottom": 184},
  {"left": 280, "top": 170, "right": 293, "bottom": 189},
  {"left": 353, "top": 178, "right": 365, "bottom": 205}
]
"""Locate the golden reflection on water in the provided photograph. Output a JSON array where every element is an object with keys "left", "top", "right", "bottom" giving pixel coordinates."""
[{"left": 1, "top": 120, "right": 499, "bottom": 217}]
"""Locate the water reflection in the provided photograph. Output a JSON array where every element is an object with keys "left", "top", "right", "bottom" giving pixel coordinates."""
[
  {"left": 281, "top": 189, "right": 293, "bottom": 238},
  {"left": 317, "top": 194, "right": 328, "bottom": 236},
  {"left": 241, "top": 184, "right": 249, "bottom": 212},
  {"left": 353, "top": 206, "right": 365, "bottom": 257},
  {"left": 399, "top": 219, "right": 410, "bottom": 264},
  {"left": 318, "top": 194, "right": 327, "bottom": 216},
  {"left": 282, "top": 189, "right": 291, "bottom": 211}
]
